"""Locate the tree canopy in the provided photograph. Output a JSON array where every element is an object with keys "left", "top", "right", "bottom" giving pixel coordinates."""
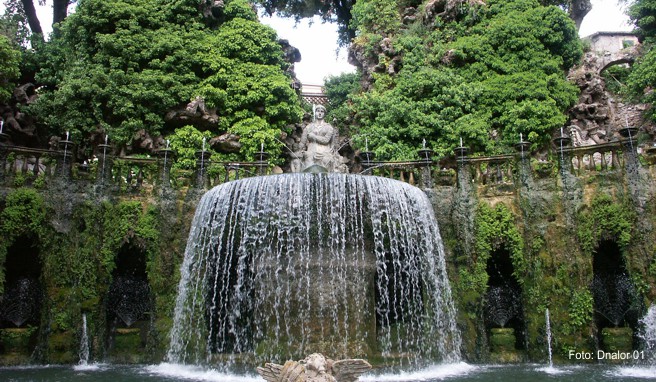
[
  {"left": 624, "top": 0, "right": 656, "bottom": 122},
  {"left": 0, "top": 34, "right": 21, "bottom": 102},
  {"left": 331, "top": 0, "right": 581, "bottom": 159},
  {"left": 28, "top": 0, "right": 303, "bottom": 161}
]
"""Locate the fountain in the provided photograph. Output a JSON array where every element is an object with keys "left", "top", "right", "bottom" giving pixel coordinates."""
[
  {"left": 79, "top": 313, "right": 90, "bottom": 366},
  {"left": 639, "top": 306, "right": 656, "bottom": 365},
  {"left": 484, "top": 286, "right": 520, "bottom": 328},
  {"left": 545, "top": 309, "right": 553, "bottom": 368},
  {"left": 107, "top": 275, "right": 151, "bottom": 327},
  {"left": 167, "top": 173, "right": 461, "bottom": 368},
  {"left": 591, "top": 273, "right": 640, "bottom": 328},
  {"left": 0, "top": 278, "right": 41, "bottom": 327}
]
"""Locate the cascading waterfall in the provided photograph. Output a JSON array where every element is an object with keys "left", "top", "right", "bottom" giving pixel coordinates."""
[
  {"left": 79, "top": 313, "right": 90, "bottom": 366},
  {"left": 167, "top": 173, "right": 461, "bottom": 368},
  {"left": 639, "top": 305, "right": 656, "bottom": 365},
  {"left": 545, "top": 309, "right": 553, "bottom": 368}
]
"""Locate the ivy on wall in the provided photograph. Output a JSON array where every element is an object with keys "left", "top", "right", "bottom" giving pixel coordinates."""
[
  {"left": 576, "top": 194, "right": 634, "bottom": 257},
  {"left": 0, "top": 188, "right": 48, "bottom": 294},
  {"left": 456, "top": 202, "right": 525, "bottom": 310}
]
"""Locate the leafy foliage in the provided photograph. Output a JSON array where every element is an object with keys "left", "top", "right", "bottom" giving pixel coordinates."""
[
  {"left": 344, "top": 0, "right": 581, "bottom": 159},
  {"left": 323, "top": 72, "right": 361, "bottom": 134},
  {"left": 167, "top": 125, "right": 214, "bottom": 171},
  {"left": 0, "top": 188, "right": 47, "bottom": 294},
  {"left": 628, "top": 0, "right": 656, "bottom": 43},
  {"left": 29, "top": 0, "right": 302, "bottom": 160},
  {"left": 576, "top": 194, "right": 634, "bottom": 256},
  {"left": 454, "top": 202, "right": 525, "bottom": 311},
  {"left": 257, "top": 0, "right": 355, "bottom": 46},
  {"left": 0, "top": 0, "right": 32, "bottom": 47},
  {"left": 0, "top": 34, "right": 21, "bottom": 102},
  {"left": 475, "top": 202, "right": 526, "bottom": 278},
  {"left": 624, "top": 0, "right": 656, "bottom": 122}
]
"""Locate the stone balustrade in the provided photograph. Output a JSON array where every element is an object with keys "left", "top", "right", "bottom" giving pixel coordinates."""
[{"left": 0, "top": 136, "right": 648, "bottom": 195}]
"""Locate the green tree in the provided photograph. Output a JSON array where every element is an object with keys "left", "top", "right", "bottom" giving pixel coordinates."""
[
  {"left": 257, "top": 0, "right": 356, "bottom": 46},
  {"left": 0, "top": 34, "right": 21, "bottom": 102},
  {"left": 628, "top": 0, "right": 656, "bottom": 42},
  {"left": 29, "top": 0, "right": 302, "bottom": 161},
  {"left": 346, "top": 0, "right": 581, "bottom": 159},
  {"left": 625, "top": 0, "right": 656, "bottom": 122}
]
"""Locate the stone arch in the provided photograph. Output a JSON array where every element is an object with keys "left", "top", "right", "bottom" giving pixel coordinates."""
[
  {"left": 0, "top": 235, "right": 42, "bottom": 359},
  {"left": 105, "top": 241, "right": 151, "bottom": 358},
  {"left": 484, "top": 245, "right": 526, "bottom": 354},
  {"left": 0, "top": 236, "right": 42, "bottom": 329},
  {"left": 591, "top": 239, "right": 642, "bottom": 351},
  {"left": 599, "top": 57, "right": 634, "bottom": 75}
]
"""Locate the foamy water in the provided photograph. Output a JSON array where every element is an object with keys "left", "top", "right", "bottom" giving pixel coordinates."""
[
  {"left": 610, "top": 366, "right": 656, "bottom": 379},
  {"left": 145, "top": 363, "right": 263, "bottom": 382},
  {"left": 73, "top": 362, "right": 105, "bottom": 372},
  {"left": 360, "top": 362, "right": 477, "bottom": 381}
]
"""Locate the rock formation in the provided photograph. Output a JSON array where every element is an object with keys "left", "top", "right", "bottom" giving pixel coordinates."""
[
  {"left": 257, "top": 353, "right": 372, "bottom": 382},
  {"left": 566, "top": 48, "right": 654, "bottom": 146}
]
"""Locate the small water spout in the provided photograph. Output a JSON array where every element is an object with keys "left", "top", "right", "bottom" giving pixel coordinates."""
[
  {"left": 546, "top": 309, "right": 553, "bottom": 368},
  {"left": 79, "top": 313, "right": 90, "bottom": 366},
  {"left": 639, "top": 305, "right": 656, "bottom": 365}
]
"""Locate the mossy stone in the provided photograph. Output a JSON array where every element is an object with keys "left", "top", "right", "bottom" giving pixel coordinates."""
[
  {"left": 601, "top": 327, "right": 633, "bottom": 353},
  {"left": 490, "top": 328, "right": 516, "bottom": 353}
]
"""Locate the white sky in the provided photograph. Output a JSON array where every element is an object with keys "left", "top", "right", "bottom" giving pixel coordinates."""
[{"left": 1, "top": 0, "right": 635, "bottom": 84}]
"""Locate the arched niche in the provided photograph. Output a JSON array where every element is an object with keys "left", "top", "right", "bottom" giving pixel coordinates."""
[
  {"left": 591, "top": 239, "right": 642, "bottom": 350},
  {"left": 0, "top": 236, "right": 42, "bottom": 329},
  {"left": 0, "top": 235, "right": 42, "bottom": 358},
  {"left": 106, "top": 241, "right": 151, "bottom": 355},
  {"left": 484, "top": 246, "right": 525, "bottom": 352}
]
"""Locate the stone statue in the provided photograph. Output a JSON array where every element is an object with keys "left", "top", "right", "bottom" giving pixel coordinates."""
[
  {"left": 292, "top": 105, "right": 347, "bottom": 173},
  {"left": 257, "top": 353, "right": 371, "bottom": 382}
]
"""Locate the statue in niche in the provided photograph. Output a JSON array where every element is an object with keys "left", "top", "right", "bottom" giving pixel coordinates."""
[
  {"left": 291, "top": 105, "right": 348, "bottom": 173},
  {"left": 257, "top": 353, "right": 371, "bottom": 382}
]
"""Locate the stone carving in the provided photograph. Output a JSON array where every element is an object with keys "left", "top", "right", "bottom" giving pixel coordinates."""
[
  {"left": 292, "top": 105, "right": 347, "bottom": 173},
  {"left": 566, "top": 49, "right": 655, "bottom": 145},
  {"left": 257, "top": 353, "right": 371, "bottom": 382},
  {"left": 165, "top": 96, "right": 219, "bottom": 129}
]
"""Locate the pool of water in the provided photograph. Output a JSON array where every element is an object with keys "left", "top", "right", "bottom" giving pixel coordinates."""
[{"left": 0, "top": 363, "right": 654, "bottom": 381}]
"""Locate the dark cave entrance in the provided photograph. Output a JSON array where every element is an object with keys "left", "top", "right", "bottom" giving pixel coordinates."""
[
  {"left": 0, "top": 236, "right": 42, "bottom": 329},
  {"left": 106, "top": 242, "right": 151, "bottom": 351},
  {"left": 591, "top": 240, "right": 641, "bottom": 347},
  {"left": 484, "top": 246, "right": 525, "bottom": 351}
]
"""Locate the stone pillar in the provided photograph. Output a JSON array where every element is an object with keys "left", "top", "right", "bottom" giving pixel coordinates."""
[
  {"left": 552, "top": 136, "right": 571, "bottom": 173},
  {"left": 194, "top": 149, "right": 210, "bottom": 188},
  {"left": 358, "top": 151, "right": 375, "bottom": 173},
  {"left": 454, "top": 145, "right": 469, "bottom": 180},
  {"left": 254, "top": 150, "right": 269, "bottom": 176},
  {"left": 0, "top": 132, "right": 9, "bottom": 183},
  {"left": 417, "top": 148, "right": 434, "bottom": 189},
  {"left": 96, "top": 144, "right": 114, "bottom": 185},
  {"left": 619, "top": 127, "right": 639, "bottom": 165},
  {"left": 157, "top": 149, "right": 175, "bottom": 187},
  {"left": 57, "top": 139, "right": 74, "bottom": 180},
  {"left": 515, "top": 140, "right": 532, "bottom": 186}
]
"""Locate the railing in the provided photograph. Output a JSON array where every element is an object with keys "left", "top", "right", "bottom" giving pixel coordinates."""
[
  {"left": 559, "top": 142, "right": 624, "bottom": 175},
  {"left": 0, "top": 136, "right": 648, "bottom": 195}
]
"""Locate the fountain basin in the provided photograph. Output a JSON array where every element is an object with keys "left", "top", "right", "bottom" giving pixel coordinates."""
[
  {"left": 0, "top": 327, "right": 37, "bottom": 355},
  {"left": 167, "top": 173, "right": 461, "bottom": 367},
  {"left": 489, "top": 328, "right": 521, "bottom": 363},
  {"left": 601, "top": 327, "right": 633, "bottom": 353}
]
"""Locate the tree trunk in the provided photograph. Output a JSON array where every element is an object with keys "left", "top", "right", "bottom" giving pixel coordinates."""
[
  {"left": 20, "top": 0, "right": 43, "bottom": 39},
  {"left": 569, "top": 0, "right": 592, "bottom": 31},
  {"left": 52, "top": 0, "right": 70, "bottom": 25}
]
